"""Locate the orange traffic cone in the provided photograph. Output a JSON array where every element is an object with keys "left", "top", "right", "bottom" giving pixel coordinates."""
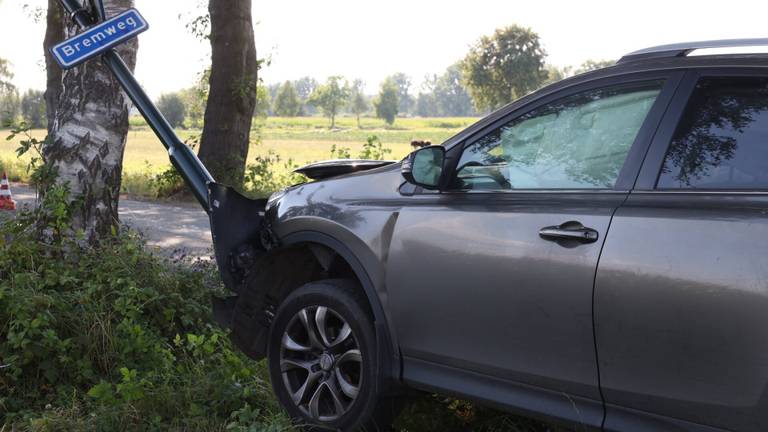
[{"left": 0, "top": 172, "right": 17, "bottom": 211}]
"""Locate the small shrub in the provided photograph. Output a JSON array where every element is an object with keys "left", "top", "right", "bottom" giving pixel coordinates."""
[
  {"left": 6, "top": 122, "right": 56, "bottom": 190},
  {"left": 329, "top": 143, "right": 351, "bottom": 159},
  {"left": 243, "top": 149, "right": 305, "bottom": 198},
  {"left": 358, "top": 135, "right": 392, "bottom": 160},
  {"left": 147, "top": 136, "right": 199, "bottom": 199},
  {"left": 149, "top": 165, "right": 186, "bottom": 198},
  {"left": 328, "top": 135, "right": 392, "bottom": 161},
  {"left": 120, "top": 167, "right": 159, "bottom": 197}
]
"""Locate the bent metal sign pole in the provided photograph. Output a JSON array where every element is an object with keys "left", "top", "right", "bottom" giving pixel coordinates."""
[
  {"left": 52, "top": 0, "right": 214, "bottom": 210},
  {"left": 54, "top": 0, "right": 272, "bottom": 329}
]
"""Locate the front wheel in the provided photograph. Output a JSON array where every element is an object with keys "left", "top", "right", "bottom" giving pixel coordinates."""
[{"left": 267, "top": 279, "right": 395, "bottom": 431}]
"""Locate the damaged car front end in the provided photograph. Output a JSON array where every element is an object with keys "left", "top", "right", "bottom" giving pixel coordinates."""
[{"left": 208, "top": 160, "right": 402, "bottom": 365}]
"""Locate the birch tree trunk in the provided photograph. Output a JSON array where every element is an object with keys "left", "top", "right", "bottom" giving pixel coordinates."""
[
  {"left": 197, "top": 0, "right": 258, "bottom": 187},
  {"left": 43, "top": 0, "right": 64, "bottom": 135},
  {"left": 45, "top": 0, "right": 138, "bottom": 243}
]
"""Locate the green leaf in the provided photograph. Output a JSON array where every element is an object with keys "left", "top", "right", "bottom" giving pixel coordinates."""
[{"left": 87, "top": 381, "right": 115, "bottom": 402}]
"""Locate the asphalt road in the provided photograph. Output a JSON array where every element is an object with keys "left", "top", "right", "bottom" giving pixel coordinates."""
[{"left": 11, "top": 183, "right": 213, "bottom": 254}]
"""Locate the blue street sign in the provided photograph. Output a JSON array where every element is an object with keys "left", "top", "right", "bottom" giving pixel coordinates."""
[{"left": 51, "top": 9, "right": 149, "bottom": 69}]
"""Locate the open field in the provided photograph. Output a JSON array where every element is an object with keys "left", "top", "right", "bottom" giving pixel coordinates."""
[{"left": 0, "top": 116, "right": 478, "bottom": 194}]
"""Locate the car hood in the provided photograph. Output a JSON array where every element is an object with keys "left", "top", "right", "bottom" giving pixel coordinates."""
[{"left": 294, "top": 159, "right": 399, "bottom": 180}]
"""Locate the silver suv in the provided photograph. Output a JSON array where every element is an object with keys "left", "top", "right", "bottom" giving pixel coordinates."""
[{"left": 212, "top": 39, "right": 768, "bottom": 432}]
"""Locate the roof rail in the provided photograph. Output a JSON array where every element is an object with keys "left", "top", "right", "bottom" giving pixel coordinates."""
[{"left": 618, "top": 38, "right": 768, "bottom": 64}]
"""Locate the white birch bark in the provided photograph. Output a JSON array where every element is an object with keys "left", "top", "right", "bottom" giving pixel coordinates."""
[{"left": 47, "top": 0, "right": 137, "bottom": 242}]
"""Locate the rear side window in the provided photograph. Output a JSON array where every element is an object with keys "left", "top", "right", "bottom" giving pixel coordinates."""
[{"left": 658, "top": 77, "right": 768, "bottom": 189}]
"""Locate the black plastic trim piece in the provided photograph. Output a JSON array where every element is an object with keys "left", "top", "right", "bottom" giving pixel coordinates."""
[
  {"left": 208, "top": 183, "right": 268, "bottom": 292},
  {"left": 211, "top": 296, "right": 238, "bottom": 329}
]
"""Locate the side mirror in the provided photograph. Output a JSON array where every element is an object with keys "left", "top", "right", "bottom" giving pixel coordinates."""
[{"left": 402, "top": 145, "right": 446, "bottom": 190}]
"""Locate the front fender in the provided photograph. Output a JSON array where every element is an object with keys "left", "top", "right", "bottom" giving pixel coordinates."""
[
  {"left": 275, "top": 216, "right": 387, "bottom": 293},
  {"left": 282, "top": 231, "right": 399, "bottom": 348},
  {"left": 279, "top": 228, "right": 402, "bottom": 386}
]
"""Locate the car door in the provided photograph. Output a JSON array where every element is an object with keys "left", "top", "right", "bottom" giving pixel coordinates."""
[
  {"left": 386, "top": 72, "right": 681, "bottom": 425},
  {"left": 596, "top": 70, "right": 768, "bottom": 432}
]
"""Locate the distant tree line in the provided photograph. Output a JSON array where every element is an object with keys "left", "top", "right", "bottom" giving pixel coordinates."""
[
  {"left": 415, "top": 63, "right": 475, "bottom": 117},
  {"left": 147, "top": 26, "right": 616, "bottom": 130},
  {"left": 0, "top": 58, "right": 20, "bottom": 127},
  {"left": 2, "top": 24, "right": 616, "bottom": 133},
  {"left": 259, "top": 66, "right": 476, "bottom": 126},
  {"left": 0, "top": 58, "right": 49, "bottom": 129},
  {"left": 235, "top": 25, "right": 615, "bottom": 127}
]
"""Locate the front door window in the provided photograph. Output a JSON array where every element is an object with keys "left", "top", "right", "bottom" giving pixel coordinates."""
[{"left": 452, "top": 81, "right": 664, "bottom": 190}]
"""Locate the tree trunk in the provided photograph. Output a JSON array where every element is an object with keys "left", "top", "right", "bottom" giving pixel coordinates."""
[
  {"left": 197, "top": 0, "right": 258, "bottom": 188},
  {"left": 45, "top": 0, "right": 138, "bottom": 243},
  {"left": 43, "top": 0, "right": 64, "bottom": 135}
]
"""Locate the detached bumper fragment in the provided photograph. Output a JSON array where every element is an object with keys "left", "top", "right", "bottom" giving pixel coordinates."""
[{"left": 208, "top": 183, "right": 274, "bottom": 331}]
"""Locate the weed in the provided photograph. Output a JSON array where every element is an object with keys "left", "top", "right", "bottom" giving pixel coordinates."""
[
  {"left": 243, "top": 149, "right": 305, "bottom": 197},
  {"left": 329, "top": 143, "right": 351, "bottom": 159},
  {"left": 358, "top": 135, "right": 393, "bottom": 160},
  {"left": 6, "top": 122, "right": 56, "bottom": 191}
]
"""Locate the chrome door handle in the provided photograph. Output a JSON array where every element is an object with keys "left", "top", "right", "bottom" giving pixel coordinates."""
[{"left": 539, "top": 221, "right": 599, "bottom": 244}]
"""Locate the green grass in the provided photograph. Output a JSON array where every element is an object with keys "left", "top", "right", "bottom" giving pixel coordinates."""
[
  {"left": 1, "top": 116, "right": 478, "bottom": 196},
  {"left": 254, "top": 115, "right": 477, "bottom": 144}
]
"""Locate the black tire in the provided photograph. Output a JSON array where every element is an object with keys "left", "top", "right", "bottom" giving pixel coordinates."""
[{"left": 267, "top": 279, "right": 396, "bottom": 431}]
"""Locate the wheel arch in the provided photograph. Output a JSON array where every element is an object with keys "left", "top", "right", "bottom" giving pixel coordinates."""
[{"left": 280, "top": 230, "right": 402, "bottom": 386}]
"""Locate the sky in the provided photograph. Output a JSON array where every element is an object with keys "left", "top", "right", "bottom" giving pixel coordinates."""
[{"left": 1, "top": 0, "right": 767, "bottom": 98}]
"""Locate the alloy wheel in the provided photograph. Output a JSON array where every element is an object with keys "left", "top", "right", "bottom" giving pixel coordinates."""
[{"left": 280, "top": 306, "right": 363, "bottom": 422}]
